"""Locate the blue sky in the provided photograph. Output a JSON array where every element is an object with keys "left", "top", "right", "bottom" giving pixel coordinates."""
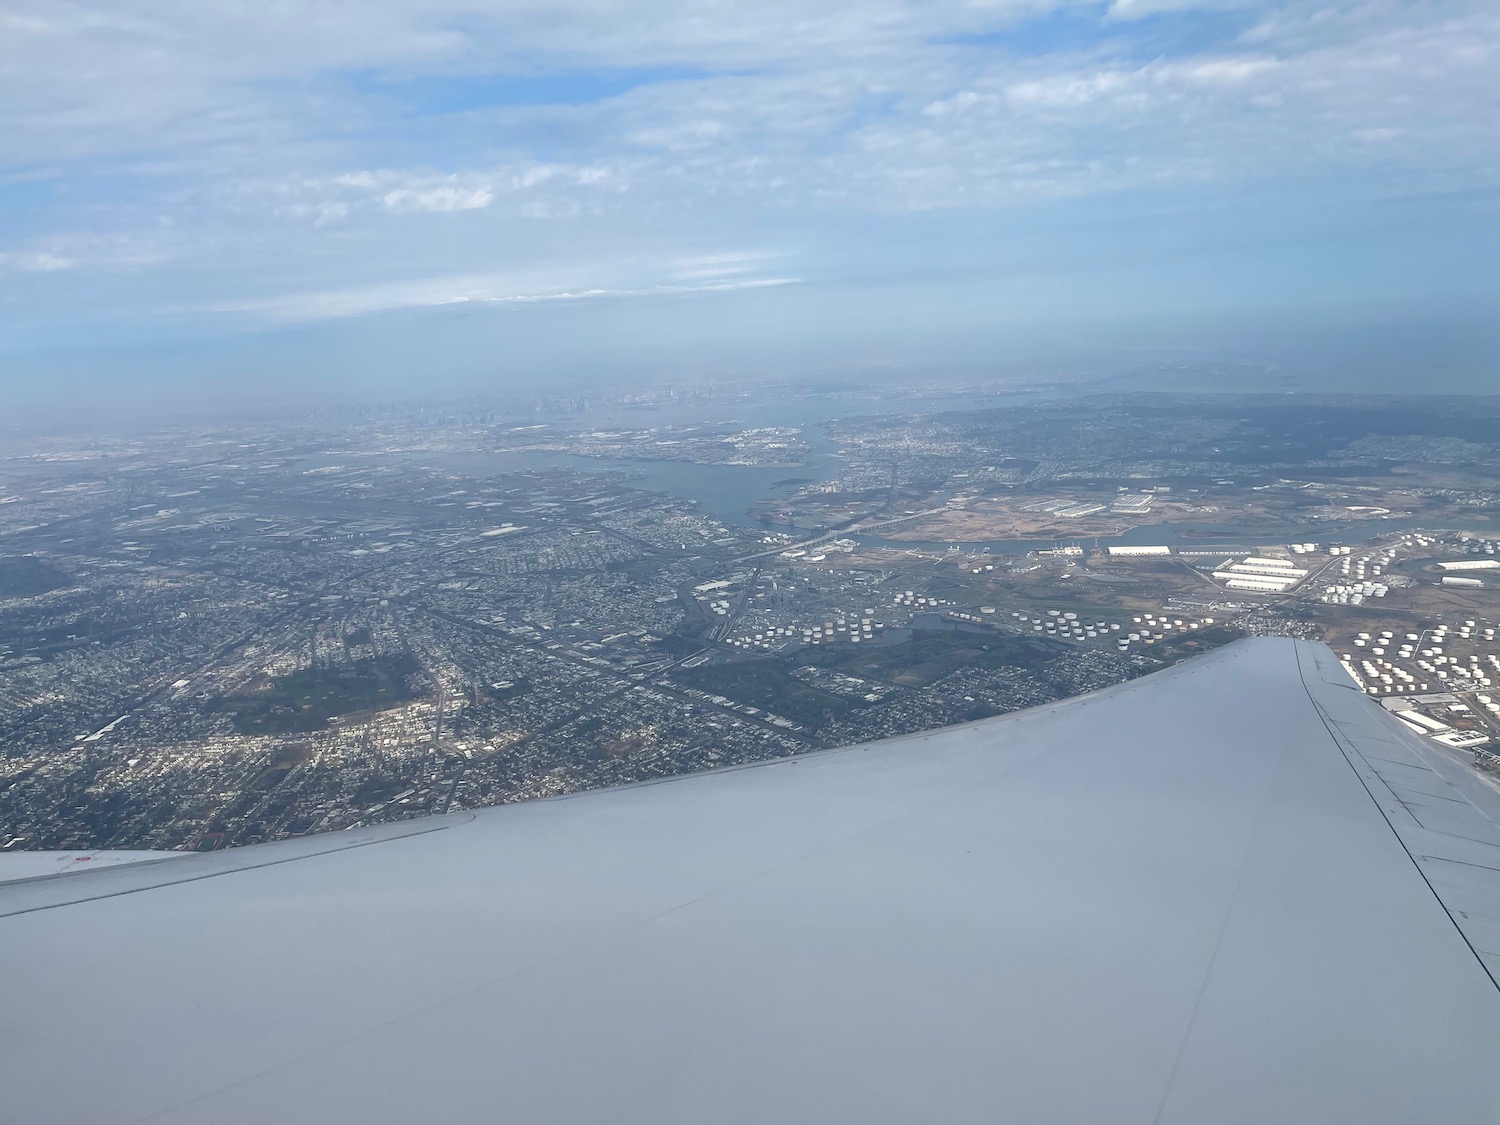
[{"left": 1, "top": 0, "right": 1497, "bottom": 408}]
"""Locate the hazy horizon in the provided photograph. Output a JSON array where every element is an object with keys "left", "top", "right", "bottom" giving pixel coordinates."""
[{"left": 3, "top": 1, "right": 1496, "bottom": 417}]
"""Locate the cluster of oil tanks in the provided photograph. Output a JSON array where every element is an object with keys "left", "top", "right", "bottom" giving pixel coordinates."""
[{"left": 1007, "top": 608, "right": 1209, "bottom": 650}]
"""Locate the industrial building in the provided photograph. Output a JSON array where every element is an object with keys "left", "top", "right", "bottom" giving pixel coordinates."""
[
  {"left": 1211, "top": 556, "right": 1309, "bottom": 593},
  {"left": 1105, "top": 545, "right": 1171, "bottom": 557}
]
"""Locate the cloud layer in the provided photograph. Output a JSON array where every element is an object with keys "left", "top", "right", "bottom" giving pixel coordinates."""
[{"left": 1, "top": 0, "right": 1495, "bottom": 355}]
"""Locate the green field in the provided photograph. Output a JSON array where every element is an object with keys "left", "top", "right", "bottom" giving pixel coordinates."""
[
  {"left": 674, "top": 660, "right": 858, "bottom": 726},
  {"left": 225, "top": 653, "right": 422, "bottom": 734},
  {"left": 802, "top": 632, "right": 1057, "bottom": 688},
  {"left": 0, "top": 556, "right": 70, "bottom": 598}
]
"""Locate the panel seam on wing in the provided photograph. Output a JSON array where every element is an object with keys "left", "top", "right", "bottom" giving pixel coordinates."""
[{"left": 1293, "top": 641, "right": 1500, "bottom": 994}]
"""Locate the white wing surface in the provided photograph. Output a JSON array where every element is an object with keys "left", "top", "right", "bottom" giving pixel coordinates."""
[
  {"left": 3, "top": 638, "right": 1499, "bottom": 1123},
  {"left": 0, "top": 849, "right": 181, "bottom": 882}
]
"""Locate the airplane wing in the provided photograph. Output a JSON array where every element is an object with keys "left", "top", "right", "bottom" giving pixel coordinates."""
[{"left": 3, "top": 637, "right": 1499, "bottom": 1123}]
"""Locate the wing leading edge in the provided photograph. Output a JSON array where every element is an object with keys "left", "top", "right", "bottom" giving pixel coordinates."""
[{"left": 3, "top": 637, "right": 1499, "bottom": 1124}]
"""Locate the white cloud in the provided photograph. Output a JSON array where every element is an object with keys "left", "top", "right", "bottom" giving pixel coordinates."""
[
  {"left": 0, "top": 250, "right": 74, "bottom": 273},
  {"left": 672, "top": 250, "right": 784, "bottom": 280},
  {"left": 0, "top": 232, "right": 170, "bottom": 275},
  {"left": 1107, "top": 0, "right": 1252, "bottom": 18},
  {"left": 382, "top": 185, "right": 494, "bottom": 212},
  {"left": 1, "top": 0, "right": 1497, "bottom": 335},
  {"left": 1176, "top": 56, "right": 1280, "bottom": 82},
  {"left": 1006, "top": 71, "right": 1135, "bottom": 107},
  {"left": 209, "top": 268, "right": 798, "bottom": 322},
  {"left": 242, "top": 164, "right": 623, "bottom": 226}
]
